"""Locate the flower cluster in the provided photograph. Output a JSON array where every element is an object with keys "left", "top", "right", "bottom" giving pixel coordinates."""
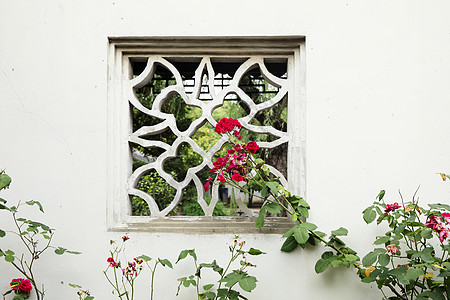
[
  {"left": 384, "top": 202, "right": 401, "bottom": 213},
  {"left": 204, "top": 118, "right": 261, "bottom": 191},
  {"left": 122, "top": 257, "right": 144, "bottom": 278},
  {"left": 425, "top": 214, "right": 450, "bottom": 243},
  {"left": 10, "top": 278, "right": 32, "bottom": 294},
  {"left": 214, "top": 118, "right": 242, "bottom": 137}
]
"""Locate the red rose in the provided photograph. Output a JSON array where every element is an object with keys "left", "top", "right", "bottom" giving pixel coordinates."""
[
  {"left": 217, "top": 173, "right": 226, "bottom": 183},
  {"left": 215, "top": 118, "right": 242, "bottom": 134},
  {"left": 231, "top": 174, "right": 244, "bottom": 182},
  {"left": 245, "top": 141, "right": 259, "bottom": 154},
  {"left": 204, "top": 181, "right": 210, "bottom": 191},
  {"left": 10, "top": 278, "right": 21, "bottom": 291},
  {"left": 19, "top": 279, "right": 32, "bottom": 293}
]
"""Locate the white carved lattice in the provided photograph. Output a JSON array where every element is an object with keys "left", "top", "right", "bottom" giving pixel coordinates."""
[{"left": 127, "top": 56, "right": 290, "bottom": 217}]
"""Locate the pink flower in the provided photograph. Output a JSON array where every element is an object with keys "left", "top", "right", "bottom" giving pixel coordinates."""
[
  {"left": 386, "top": 244, "right": 399, "bottom": 255},
  {"left": 9, "top": 278, "right": 32, "bottom": 293},
  {"left": 217, "top": 173, "right": 226, "bottom": 183},
  {"left": 245, "top": 141, "right": 259, "bottom": 154},
  {"left": 385, "top": 202, "right": 401, "bottom": 213},
  {"left": 425, "top": 215, "right": 450, "bottom": 243},
  {"left": 231, "top": 174, "right": 244, "bottom": 182},
  {"left": 204, "top": 181, "right": 210, "bottom": 191},
  {"left": 234, "top": 144, "right": 243, "bottom": 153},
  {"left": 107, "top": 257, "right": 119, "bottom": 268},
  {"left": 10, "top": 279, "right": 21, "bottom": 291},
  {"left": 442, "top": 212, "right": 450, "bottom": 223},
  {"left": 233, "top": 130, "right": 241, "bottom": 140},
  {"left": 19, "top": 279, "right": 32, "bottom": 293},
  {"left": 122, "top": 235, "right": 130, "bottom": 241}
]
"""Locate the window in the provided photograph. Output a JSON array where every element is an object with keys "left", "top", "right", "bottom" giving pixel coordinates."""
[{"left": 107, "top": 37, "right": 306, "bottom": 233}]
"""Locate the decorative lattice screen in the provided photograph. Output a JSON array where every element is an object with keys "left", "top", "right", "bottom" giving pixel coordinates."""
[{"left": 107, "top": 37, "right": 305, "bottom": 233}]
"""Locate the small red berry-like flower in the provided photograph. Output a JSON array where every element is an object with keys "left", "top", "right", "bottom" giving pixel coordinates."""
[{"left": 122, "top": 235, "right": 130, "bottom": 241}]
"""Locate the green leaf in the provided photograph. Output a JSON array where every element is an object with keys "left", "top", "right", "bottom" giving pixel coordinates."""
[
  {"left": 282, "top": 227, "right": 295, "bottom": 238},
  {"left": 177, "top": 250, "right": 189, "bottom": 263},
  {"left": 363, "top": 208, "right": 377, "bottom": 224},
  {"left": 373, "top": 236, "right": 390, "bottom": 245},
  {"left": 0, "top": 174, "right": 11, "bottom": 191},
  {"left": 158, "top": 258, "right": 173, "bottom": 268},
  {"left": 377, "top": 190, "right": 385, "bottom": 201},
  {"left": 429, "top": 203, "right": 450, "bottom": 211},
  {"left": 260, "top": 186, "right": 268, "bottom": 198},
  {"left": 0, "top": 229, "right": 5, "bottom": 238},
  {"left": 421, "top": 228, "right": 433, "bottom": 239},
  {"left": 298, "top": 198, "right": 310, "bottom": 208},
  {"left": 65, "top": 250, "right": 81, "bottom": 255},
  {"left": 55, "top": 247, "right": 66, "bottom": 255},
  {"left": 203, "top": 284, "right": 214, "bottom": 291},
  {"left": 220, "top": 272, "right": 242, "bottom": 287},
  {"left": 293, "top": 226, "right": 309, "bottom": 244},
  {"left": 429, "top": 292, "right": 446, "bottom": 300},
  {"left": 5, "top": 255, "right": 15, "bottom": 262},
  {"left": 265, "top": 182, "right": 279, "bottom": 196},
  {"left": 248, "top": 248, "right": 265, "bottom": 255},
  {"left": 298, "top": 206, "right": 309, "bottom": 218},
  {"left": 25, "top": 200, "right": 44, "bottom": 213},
  {"left": 280, "top": 235, "right": 298, "bottom": 252},
  {"left": 138, "top": 255, "right": 152, "bottom": 262},
  {"left": 238, "top": 276, "right": 257, "bottom": 292},
  {"left": 378, "top": 254, "right": 390, "bottom": 267},
  {"left": 362, "top": 252, "right": 378, "bottom": 267},
  {"left": 85, "top": 297, "right": 95, "bottom": 300},
  {"left": 299, "top": 222, "right": 317, "bottom": 231},
  {"left": 404, "top": 267, "right": 424, "bottom": 282},
  {"left": 395, "top": 224, "right": 406, "bottom": 235},
  {"left": 255, "top": 207, "right": 266, "bottom": 229},
  {"left": 345, "top": 254, "right": 359, "bottom": 262},
  {"left": 264, "top": 202, "right": 281, "bottom": 214},
  {"left": 0, "top": 198, "right": 8, "bottom": 210},
  {"left": 331, "top": 227, "right": 348, "bottom": 236},
  {"left": 330, "top": 259, "right": 342, "bottom": 268},
  {"left": 315, "top": 258, "right": 329, "bottom": 273}
]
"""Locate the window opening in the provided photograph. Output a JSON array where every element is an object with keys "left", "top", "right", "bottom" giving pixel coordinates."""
[{"left": 108, "top": 37, "right": 305, "bottom": 233}]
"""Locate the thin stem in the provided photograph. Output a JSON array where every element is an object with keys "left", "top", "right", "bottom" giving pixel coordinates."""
[{"left": 193, "top": 260, "right": 200, "bottom": 299}]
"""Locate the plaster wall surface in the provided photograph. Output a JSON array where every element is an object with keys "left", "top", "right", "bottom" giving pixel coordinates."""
[{"left": 1, "top": 0, "right": 450, "bottom": 299}]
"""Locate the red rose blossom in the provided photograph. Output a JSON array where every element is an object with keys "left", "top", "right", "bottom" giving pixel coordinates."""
[
  {"left": 10, "top": 278, "right": 32, "bottom": 293},
  {"left": 19, "top": 279, "right": 32, "bottom": 293},
  {"left": 231, "top": 174, "right": 244, "bottom": 182},
  {"left": 245, "top": 141, "right": 259, "bottom": 154},
  {"left": 10, "top": 278, "right": 21, "bottom": 291}
]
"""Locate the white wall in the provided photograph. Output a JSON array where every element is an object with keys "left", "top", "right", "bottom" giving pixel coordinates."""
[{"left": 1, "top": 0, "right": 450, "bottom": 299}]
